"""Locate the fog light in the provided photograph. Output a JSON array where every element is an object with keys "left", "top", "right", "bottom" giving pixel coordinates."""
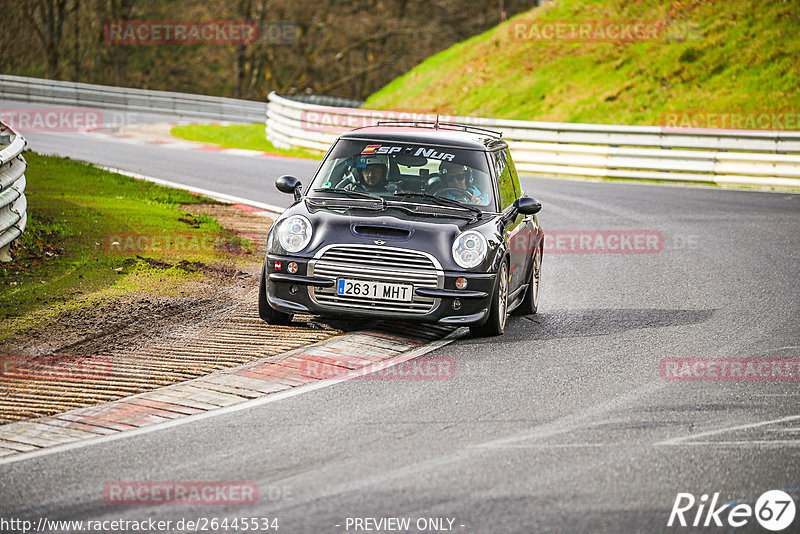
[
  {"left": 452, "top": 299, "right": 461, "bottom": 310},
  {"left": 289, "top": 285, "right": 298, "bottom": 294},
  {"left": 287, "top": 261, "right": 298, "bottom": 274},
  {"left": 455, "top": 277, "right": 467, "bottom": 289}
]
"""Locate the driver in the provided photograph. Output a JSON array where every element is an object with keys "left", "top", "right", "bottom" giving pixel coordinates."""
[
  {"left": 358, "top": 155, "right": 389, "bottom": 192},
  {"left": 439, "top": 162, "right": 488, "bottom": 204}
]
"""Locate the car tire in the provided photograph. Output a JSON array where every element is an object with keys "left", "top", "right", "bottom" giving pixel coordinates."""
[
  {"left": 470, "top": 261, "right": 509, "bottom": 337},
  {"left": 259, "top": 268, "right": 293, "bottom": 325},
  {"left": 513, "top": 246, "right": 541, "bottom": 316}
]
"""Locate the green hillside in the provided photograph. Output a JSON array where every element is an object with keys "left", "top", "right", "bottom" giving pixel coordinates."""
[{"left": 364, "top": 0, "right": 800, "bottom": 129}]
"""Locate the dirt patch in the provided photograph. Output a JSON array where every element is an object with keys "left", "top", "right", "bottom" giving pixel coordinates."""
[
  {"left": 183, "top": 203, "right": 272, "bottom": 256},
  {"left": 178, "top": 215, "right": 202, "bottom": 228},
  {"left": 5, "top": 263, "right": 242, "bottom": 359}
]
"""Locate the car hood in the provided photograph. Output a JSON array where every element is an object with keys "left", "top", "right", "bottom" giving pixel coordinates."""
[{"left": 273, "top": 201, "right": 502, "bottom": 270}]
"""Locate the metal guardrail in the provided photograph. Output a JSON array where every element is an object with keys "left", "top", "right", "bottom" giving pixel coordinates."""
[
  {"left": 0, "top": 121, "right": 27, "bottom": 262},
  {"left": 266, "top": 92, "right": 800, "bottom": 188},
  {"left": 284, "top": 94, "right": 364, "bottom": 109},
  {"left": 0, "top": 75, "right": 267, "bottom": 123},
  {"left": 3, "top": 76, "right": 798, "bottom": 188}
]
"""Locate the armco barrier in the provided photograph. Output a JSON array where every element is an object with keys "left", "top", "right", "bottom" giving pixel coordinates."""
[
  {"left": 265, "top": 92, "right": 800, "bottom": 188},
  {"left": 0, "top": 121, "right": 27, "bottom": 262},
  {"left": 2, "top": 76, "right": 797, "bottom": 188},
  {"left": 0, "top": 74, "right": 266, "bottom": 123}
]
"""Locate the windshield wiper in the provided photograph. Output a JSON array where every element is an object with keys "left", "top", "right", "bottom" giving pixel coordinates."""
[
  {"left": 313, "top": 187, "right": 383, "bottom": 201},
  {"left": 312, "top": 188, "right": 386, "bottom": 208},
  {"left": 391, "top": 192, "right": 482, "bottom": 219}
]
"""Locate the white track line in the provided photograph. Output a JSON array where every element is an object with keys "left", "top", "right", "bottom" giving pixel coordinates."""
[
  {"left": 662, "top": 440, "right": 800, "bottom": 446},
  {"left": 656, "top": 414, "right": 800, "bottom": 446},
  {"left": 97, "top": 165, "right": 285, "bottom": 215},
  {"left": 0, "top": 330, "right": 466, "bottom": 466}
]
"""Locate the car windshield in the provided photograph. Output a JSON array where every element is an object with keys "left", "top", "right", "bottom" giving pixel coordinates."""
[{"left": 309, "top": 139, "right": 495, "bottom": 210}]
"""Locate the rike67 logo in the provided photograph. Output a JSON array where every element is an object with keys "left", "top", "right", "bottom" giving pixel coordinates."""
[{"left": 668, "top": 490, "right": 796, "bottom": 531}]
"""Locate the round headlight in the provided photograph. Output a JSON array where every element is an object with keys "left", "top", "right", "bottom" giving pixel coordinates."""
[
  {"left": 277, "top": 215, "right": 313, "bottom": 253},
  {"left": 452, "top": 230, "right": 487, "bottom": 269}
]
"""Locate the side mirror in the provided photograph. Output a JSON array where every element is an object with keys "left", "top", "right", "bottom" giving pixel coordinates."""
[
  {"left": 276, "top": 175, "right": 302, "bottom": 201},
  {"left": 516, "top": 196, "right": 542, "bottom": 215}
]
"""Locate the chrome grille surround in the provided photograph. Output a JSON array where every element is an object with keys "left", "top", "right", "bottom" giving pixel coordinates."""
[{"left": 308, "top": 244, "right": 444, "bottom": 314}]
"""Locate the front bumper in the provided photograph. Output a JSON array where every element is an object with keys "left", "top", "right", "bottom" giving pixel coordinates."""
[{"left": 265, "top": 254, "right": 495, "bottom": 325}]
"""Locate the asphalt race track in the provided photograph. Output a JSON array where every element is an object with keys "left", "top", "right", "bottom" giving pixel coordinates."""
[
  {"left": 1, "top": 104, "right": 799, "bottom": 533},
  {"left": 5, "top": 104, "right": 319, "bottom": 210}
]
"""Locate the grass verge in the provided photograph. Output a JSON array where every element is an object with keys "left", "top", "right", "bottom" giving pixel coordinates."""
[
  {"left": 364, "top": 0, "right": 800, "bottom": 129},
  {"left": 0, "top": 152, "right": 255, "bottom": 341},
  {"left": 170, "top": 124, "right": 323, "bottom": 159}
]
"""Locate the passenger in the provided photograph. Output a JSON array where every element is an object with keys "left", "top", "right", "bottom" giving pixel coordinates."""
[{"left": 439, "top": 162, "right": 488, "bottom": 205}]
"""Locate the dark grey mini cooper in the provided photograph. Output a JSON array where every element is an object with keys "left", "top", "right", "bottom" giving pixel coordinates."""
[{"left": 259, "top": 122, "right": 543, "bottom": 336}]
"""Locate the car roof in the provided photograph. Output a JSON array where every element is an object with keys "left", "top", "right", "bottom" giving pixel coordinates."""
[{"left": 339, "top": 126, "right": 508, "bottom": 151}]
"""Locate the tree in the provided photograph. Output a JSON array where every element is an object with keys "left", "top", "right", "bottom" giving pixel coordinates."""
[
  {"left": 23, "top": 0, "right": 72, "bottom": 78},
  {"left": 4, "top": 0, "right": 534, "bottom": 100}
]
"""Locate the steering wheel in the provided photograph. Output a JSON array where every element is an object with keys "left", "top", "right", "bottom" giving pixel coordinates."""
[
  {"left": 334, "top": 174, "right": 363, "bottom": 191},
  {"left": 437, "top": 187, "right": 473, "bottom": 203}
]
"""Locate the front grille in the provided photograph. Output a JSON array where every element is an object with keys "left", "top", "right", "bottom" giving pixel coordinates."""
[{"left": 309, "top": 245, "right": 443, "bottom": 314}]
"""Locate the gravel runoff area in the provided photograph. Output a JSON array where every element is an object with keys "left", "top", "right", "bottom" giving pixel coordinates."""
[
  {"left": 0, "top": 321, "right": 456, "bottom": 460},
  {"left": 0, "top": 204, "right": 341, "bottom": 424}
]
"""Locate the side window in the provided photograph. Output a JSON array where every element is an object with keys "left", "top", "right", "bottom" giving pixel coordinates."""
[
  {"left": 492, "top": 150, "right": 516, "bottom": 209},
  {"left": 505, "top": 148, "right": 522, "bottom": 198}
]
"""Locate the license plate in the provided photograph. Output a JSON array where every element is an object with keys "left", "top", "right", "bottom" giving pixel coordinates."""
[{"left": 336, "top": 279, "right": 413, "bottom": 301}]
